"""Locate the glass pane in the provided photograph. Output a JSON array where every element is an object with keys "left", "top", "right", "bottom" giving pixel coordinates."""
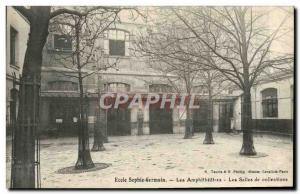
[
  {"left": 54, "top": 34, "right": 72, "bottom": 50},
  {"left": 10, "top": 27, "right": 17, "bottom": 65},
  {"left": 109, "top": 40, "right": 125, "bottom": 56},
  {"left": 262, "top": 88, "right": 277, "bottom": 99}
]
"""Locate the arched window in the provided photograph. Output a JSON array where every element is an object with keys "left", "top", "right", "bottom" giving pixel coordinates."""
[
  {"left": 47, "top": 81, "right": 78, "bottom": 91},
  {"left": 149, "top": 84, "right": 173, "bottom": 93},
  {"left": 261, "top": 88, "right": 278, "bottom": 118},
  {"left": 105, "top": 82, "right": 130, "bottom": 92}
]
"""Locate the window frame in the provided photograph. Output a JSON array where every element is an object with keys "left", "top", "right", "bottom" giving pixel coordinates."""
[
  {"left": 261, "top": 88, "right": 278, "bottom": 118},
  {"left": 105, "top": 82, "right": 130, "bottom": 93},
  {"left": 10, "top": 26, "right": 18, "bottom": 67},
  {"left": 109, "top": 39, "right": 125, "bottom": 56},
  {"left": 149, "top": 84, "right": 173, "bottom": 93},
  {"left": 53, "top": 34, "right": 72, "bottom": 51},
  {"left": 47, "top": 81, "right": 78, "bottom": 91},
  {"left": 193, "top": 85, "right": 208, "bottom": 94},
  {"left": 107, "top": 29, "right": 129, "bottom": 57}
]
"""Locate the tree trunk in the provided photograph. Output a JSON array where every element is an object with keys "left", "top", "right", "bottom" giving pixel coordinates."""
[
  {"left": 184, "top": 102, "right": 193, "bottom": 139},
  {"left": 75, "top": 102, "right": 95, "bottom": 169},
  {"left": 102, "top": 109, "right": 108, "bottom": 143},
  {"left": 240, "top": 86, "right": 256, "bottom": 155},
  {"left": 203, "top": 90, "right": 214, "bottom": 144},
  {"left": 74, "top": 19, "right": 95, "bottom": 169},
  {"left": 91, "top": 107, "right": 105, "bottom": 151},
  {"left": 238, "top": 10, "right": 256, "bottom": 155},
  {"left": 75, "top": 77, "right": 95, "bottom": 169},
  {"left": 12, "top": 7, "right": 51, "bottom": 188}
]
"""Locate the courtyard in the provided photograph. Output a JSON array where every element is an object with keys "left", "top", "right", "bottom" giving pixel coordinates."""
[{"left": 6, "top": 133, "right": 293, "bottom": 188}]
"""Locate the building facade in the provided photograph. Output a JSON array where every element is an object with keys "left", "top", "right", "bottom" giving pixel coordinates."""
[
  {"left": 232, "top": 71, "right": 294, "bottom": 135},
  {"left": 39, "top": 20, "right": 294, "bottom": 137},
  {"left": 6, "top": 7, "right": 30, "bottom": 132},
  {"left": 39, "top": 20, "right": 238, "bottom": 137}
]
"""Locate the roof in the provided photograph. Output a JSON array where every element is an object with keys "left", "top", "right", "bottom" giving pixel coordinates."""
[{"left": 254, "top": 70, "right": 293, "bottom": 85}]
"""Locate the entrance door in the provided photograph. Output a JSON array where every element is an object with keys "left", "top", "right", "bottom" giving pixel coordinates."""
[
  {"left": 49, "top": 99, "right": 79, "bottom": 136},
  {"left": 193, "top": 101, "right": 209, "bottom": 132},
  {"left": 107, "top": 108, "right": 131, "bottom": 136},
  {"left": 219, "top": 103, "right": 233, "bottom": 132},
  {"left": 149, "top": 106, "right": 173, "bottom": 134}
]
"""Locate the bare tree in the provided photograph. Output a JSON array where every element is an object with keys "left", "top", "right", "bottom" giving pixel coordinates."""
[
  {"left": 134, "top": 11, "right": 208, "bottom": 139},
  {"left": 49, "top": 11, "right": 121, "bottom": 168},
  {"left": 134, "top": 8, "right": 233, "bottom": 142},
  {"left": 172, "top": 7, "right": 294, "bottom": 155},
  {"left": 10, "top": 6, "right": 135, "bottom": 188},
  {"left": 197, "top": 70, "right": 230, "bottom": 144}
]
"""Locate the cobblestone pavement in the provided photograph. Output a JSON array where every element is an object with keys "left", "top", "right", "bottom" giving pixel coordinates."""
[{"left": 6, "top": 133, "right": 293, "bottom": 188}]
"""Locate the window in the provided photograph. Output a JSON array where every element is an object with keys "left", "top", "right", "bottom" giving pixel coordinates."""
[
  {"left": 149, "top": 84, "right": 173, "bottom": 93},
  {"left": 48, "top": 81, "right": 78, "bottom": 91},
  {"left": 54, "top": 34, "right": 72, "bottom": 51},
  {"left": 10, "top": 27, "right": 18, "bottom": 66},
  {"left": 109, "top": 39, "right": 125, "bottom": 56},
  {"left": 105, "top": 82, "right": 130, "bottom": 92},
  {"left": 193, "top": 85, "right": 208, "bottom": 94},
  {"left": 261, "top": 88, "right": 278, "bottom": 118},
  {"left": 108, "top": 29, "right": 129, "bottom": 56},
  {"left": 220, "top": 103, "right": 233, "bottom": 118}
]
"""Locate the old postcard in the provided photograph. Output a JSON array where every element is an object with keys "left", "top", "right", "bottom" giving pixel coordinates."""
[{"left": 6, "top": 6, "right": 294, "bottom": 189}]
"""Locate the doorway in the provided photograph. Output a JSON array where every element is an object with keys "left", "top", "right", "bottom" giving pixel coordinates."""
[
  {"left": 193, "top": 101, "right": 209, "bottom": 132},
  {"left": 49, "top": 98, "right": 79, "bottom": 136},
  {"left": 219, "top": 103, "right": 233, "bottom": 132},
  {"left": 149, "top": 106, "right": 173, "bottom": 134},
  {"left": 107, "top": 108, "right": 131, "bottom": 136}
]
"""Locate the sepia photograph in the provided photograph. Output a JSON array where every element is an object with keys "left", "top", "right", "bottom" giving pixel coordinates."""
[{"left": 5, "top": 5, "right": 295, "bottom": 189}]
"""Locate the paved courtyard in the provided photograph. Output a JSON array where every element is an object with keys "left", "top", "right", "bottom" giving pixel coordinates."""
[{"left": 6, "top": 133, "right": 293, "bottom": 188}]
